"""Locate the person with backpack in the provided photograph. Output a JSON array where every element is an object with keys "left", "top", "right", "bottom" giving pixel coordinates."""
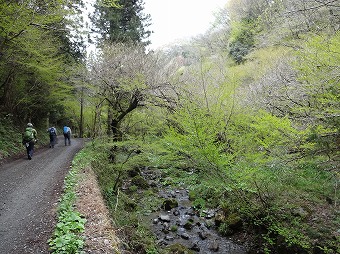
[
  {"left": 47, "top": 126, "right": 57, "bottom": 148},
  {"left": 63, "top": 125, "right": 72, "bottom": 146},
  {"left": 22, "top": 123, "right": 37, "bottom": 160}
]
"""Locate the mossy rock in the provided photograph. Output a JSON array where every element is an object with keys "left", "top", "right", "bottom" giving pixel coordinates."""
[
  {"left": 162, "top": 199, "right": 179, "bottom": 211},
  {"left": 163, "top": 243, "right": 195, "bottom": 254},
  {"left": 184, "top": 218, "right": 194, "bottom": 230},
  {"left": 214, "top": 210, "right": 226, "bottom": 226},
  {"left": 170, "top": 225, "right": 178, "bottom": 232},
  {"left": 128, "top": 185, "right": 138, "bottom": 193},
  {"left": 226, "top": 213, "right": 242, "bottom": 230},
  {"left": 131, "top": 175, "right": 149, "bottom": 189},
  {"left": 215, "top": 211, "right": 243, "bottom": 235}
]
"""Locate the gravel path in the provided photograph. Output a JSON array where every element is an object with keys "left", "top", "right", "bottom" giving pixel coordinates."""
[{"left": 0, "top": 137, "right": 84, "bottom": 254}]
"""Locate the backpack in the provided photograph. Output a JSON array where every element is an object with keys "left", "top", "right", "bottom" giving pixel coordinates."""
[
  {"left": 63, "top": 126, "right": 68, "bottom": 134},
  {"left": 23, "top": 128, "right": 34, "bottom": 142},
  {"left": 49, "top": 127, "right": 56, "bottom": 135}
]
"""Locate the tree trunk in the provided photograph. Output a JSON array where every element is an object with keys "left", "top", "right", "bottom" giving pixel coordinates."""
[
  {"left": 110, "top": 96, "right": 139, "bottom": 142},
  {"left": 107, "top": 106, "right": 112, "bottom": 137},
  {"left": 1, "top": 70, "right": 14, "bottom": 112},
  {"left": 111, "top": 119, "right": 121, "bottom": 141}
]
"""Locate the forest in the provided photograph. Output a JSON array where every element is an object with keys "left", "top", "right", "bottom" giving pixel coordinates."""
[{"left": 0, "top": 0, "right": 339, "bottom": 253}]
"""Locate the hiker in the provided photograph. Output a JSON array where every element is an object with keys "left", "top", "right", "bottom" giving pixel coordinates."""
[
  {"left": 22, "top": 123, "right": 37, "bottom": 160},
  {"left": 47, "top": 126, "right": 57, "bottom": 148},
  {"left": 63, "top": 125, "right": 72, "bottom": 146}
]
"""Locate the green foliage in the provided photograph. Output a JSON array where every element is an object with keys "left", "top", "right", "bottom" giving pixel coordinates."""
[
  {"left": 192, "top": 197, "right": 206, "bottom": 211},
  {"left": 98, "top": 0, "right": 121, "bottom": 8},
  {"left": 0, "top": 0, "right": 83, "bottom": 126},
  {"left": 156, "top": 95, "right": 338, "bottom": 251},
  {"left": 89, "top": 139, "right": 164, "bottom": 253},
  {"left": 163, "top": 103, "right": 234, "bottom": 175},
  {"left": 66, "top": 2, "right": 340, "bottom": 253},
  {"left": 229, "top": 19, "right": 257, "bottom": 63},
  {"left": 0, "top": 115, "right": 22, "bottom": 159},
  {"left": 92, "top": 0, "right": 151, "bottom": 44},
  {"left": 48, "top": 149, "right": 90, "bottom": 254},
  {"left": 0, "top": 114, "right": 52, "bottom": 160},
  {"left": 293, "top": 33, "right": 340, "bottom": 160},
  {"left": 122, "top": 106, "right": 169, "bottom": 140}
]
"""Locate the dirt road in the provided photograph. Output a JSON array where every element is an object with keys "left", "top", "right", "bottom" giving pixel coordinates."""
[{"left": 0, "top": 137, "right": 84, "bottom": 253}]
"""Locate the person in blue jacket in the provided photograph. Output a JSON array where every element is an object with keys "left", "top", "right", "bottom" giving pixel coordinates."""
[{"left": 63, "top": 125, "right": 72, "bottom": 146}]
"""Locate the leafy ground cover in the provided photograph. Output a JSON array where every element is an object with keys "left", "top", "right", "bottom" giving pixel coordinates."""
[
  {"left": 48, "top": 143, "right": 120, "bottom": 253},
  {"left": 48, "top": 153, "right": 87, "bottom": 253}
]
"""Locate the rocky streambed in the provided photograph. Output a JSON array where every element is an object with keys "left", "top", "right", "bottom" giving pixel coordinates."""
[{"left": 138, "top": 167, "right": 248, "bottom": 254}]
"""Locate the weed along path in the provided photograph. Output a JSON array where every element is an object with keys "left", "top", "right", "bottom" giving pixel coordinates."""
[{"left": 0, "top": 137, "right": 83, "bottom": 253}]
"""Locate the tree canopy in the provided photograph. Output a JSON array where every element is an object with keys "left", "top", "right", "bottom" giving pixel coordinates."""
[
  {"left": 0, "top": 0, "right": 85, "bottom": 126},
  {"left": 91, "top": 0, "right": 152, "bottom": 45}
]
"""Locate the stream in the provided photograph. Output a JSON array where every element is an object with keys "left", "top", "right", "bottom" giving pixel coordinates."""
[{"left": 141, "top": 167, "right": 248, "bottom": 254}]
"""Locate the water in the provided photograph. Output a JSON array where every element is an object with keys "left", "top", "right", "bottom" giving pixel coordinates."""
[{"left": 149, "top": 186, "right": 247, "bottom": 254}]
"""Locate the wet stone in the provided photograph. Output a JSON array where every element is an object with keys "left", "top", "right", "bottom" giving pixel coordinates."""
[
  {"left": 173, "top": 209, "right": 180, "bottom": 216},
  {"left": 180, "top": 232, "right": 190, "bottom": 240},
  {"left": 149, "top": 169, "right": 247, "bottom": 254},
  {"left": 156, "top": 239, "right": 168, "bottom": 246},
  {"left": 186, "top": 208, "right": 196, "bottom": 216},
  {"left": 205, "top": 219, "right": 214, "bottom": 229},
  {"left": 204, "top": 209, "right": 216, "bottom": 219},
  {"left": 184, "top": 219, "right": 195, "bottom": 230},
  {"left": 165, "top": 235, "right": 174, "bottom": 241},
  {"left": 162, "top": 227, "right": 170, "bottom": 234},
  {"left": 209, "top": 241, "right": 219, "bottom": 252},
  {"left": 190, "top": 242, "right": 200, "bottom": 252},
  {"left": 160, "top": 215, "right": 171, "bottom": 222},
  {"left": 198, "top": 230, "right": 209, "bottom": 240}
]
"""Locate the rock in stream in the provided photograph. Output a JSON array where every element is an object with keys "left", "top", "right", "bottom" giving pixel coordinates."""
[{"left": 150, "top": 188, "right": 247, "bottom": 253}]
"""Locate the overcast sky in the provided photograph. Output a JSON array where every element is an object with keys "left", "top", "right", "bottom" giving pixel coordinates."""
[{"left": 144, "top": 0, "right": 227, "bottom": 49}]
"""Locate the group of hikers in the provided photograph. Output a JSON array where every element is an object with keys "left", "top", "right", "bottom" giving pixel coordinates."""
[{"left": 22, "top": 123, "right": 72, "bottom": 160}]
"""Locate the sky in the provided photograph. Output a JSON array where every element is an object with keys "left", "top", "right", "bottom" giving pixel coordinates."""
[{"left": 143, "top": 0, "right": 227, "bottom": 49}]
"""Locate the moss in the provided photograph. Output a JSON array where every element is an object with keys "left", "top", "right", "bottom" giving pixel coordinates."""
[
  {"left": 163, "top": 243, "right": 195, "bottom": 254},
  {"left": 128, "top": 185, "right": 138, "bottom": 193},
  {"left": 162, "top": 199, "right": 178, "bottom": 210},
  {"left": 131, "top": 175, "right": 149, "bottom": 189},
  {"left": 170, "top": 225, "right": 178, "bottom": 232}
]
